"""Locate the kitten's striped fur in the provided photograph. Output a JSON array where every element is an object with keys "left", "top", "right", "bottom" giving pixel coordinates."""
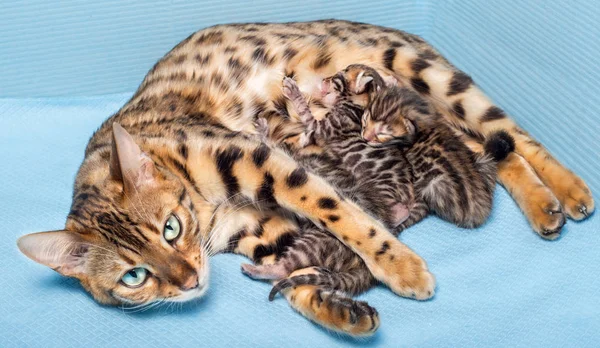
[{"left": 243, "top": 67, "right": 514, "bottom": 302}]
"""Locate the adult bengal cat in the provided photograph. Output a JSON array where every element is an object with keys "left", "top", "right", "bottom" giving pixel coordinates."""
[{"left": 17, "top": 20, "right": 593, "bottom": 336}]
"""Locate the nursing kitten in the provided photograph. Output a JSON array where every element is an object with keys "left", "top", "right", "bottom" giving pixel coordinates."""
[{"left": 244, "top": 66, "right": 514, "bottom": 299}]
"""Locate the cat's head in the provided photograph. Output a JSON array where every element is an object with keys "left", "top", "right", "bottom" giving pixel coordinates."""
[
  {"left": 17, "top": 123, "right": 209, "bottom": 306},
  {"left": 361, "top": 86, "right": 435, "bottom": 147}
]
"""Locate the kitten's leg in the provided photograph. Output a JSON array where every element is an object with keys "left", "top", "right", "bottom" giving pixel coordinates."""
[
  {"left": 282, "top": 77, "right": 314, "bottom": 125},
  {"left": 196, "top": 137, "right": 435, "bottom": 299},
  {"left": 386, "top": 49, "right": 593, "bottom": 235},
  {"left": 230, "top": 222, "right": 380, "bottom": 337},
  {"left": 269, "top": 266, "right": 375, "bottom": 300},
  {"left": 241, "top": 263, "right": 288, "bottom": 280},
  {"left": 276, "top": 268, "right": 380, "bottom": 336},
  {"left": 282, "top": 77, "right": 316, "bottom": 148}
]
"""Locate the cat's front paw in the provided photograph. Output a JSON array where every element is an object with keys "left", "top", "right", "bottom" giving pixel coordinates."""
[
  {"left": 388, "top": 253, "right": 436, "bottom": 300},
  {"left": 366, "top": 239, "right": 435, "bottom": 300}
]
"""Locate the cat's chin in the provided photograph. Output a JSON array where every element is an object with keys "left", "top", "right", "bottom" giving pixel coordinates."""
[{"left": 168, "top": 283, "right": 208, "bottom": 303}]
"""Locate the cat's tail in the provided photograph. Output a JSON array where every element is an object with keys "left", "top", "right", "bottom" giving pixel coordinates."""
[{"left": 483, "top": 130, "right": 515, "bottom": 162}]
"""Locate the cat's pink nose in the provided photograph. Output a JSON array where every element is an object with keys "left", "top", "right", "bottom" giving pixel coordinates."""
[{"left": 180, "top": 274, "right": 199, "bottom": 291}]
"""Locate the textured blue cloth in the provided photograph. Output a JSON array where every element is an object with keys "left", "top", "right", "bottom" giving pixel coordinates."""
[{"left": 1, "top": 1, "right": 599, "bottom": 347}]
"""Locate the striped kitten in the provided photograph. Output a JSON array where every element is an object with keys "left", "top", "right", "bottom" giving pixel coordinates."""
[{"left": 245, "top": 65, "right": 514, "bottom": 299}]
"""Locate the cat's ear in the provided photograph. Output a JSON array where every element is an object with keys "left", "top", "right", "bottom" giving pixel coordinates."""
[
  {"left": 110, "top": 123, "right": 156, "bottom": 193},
  {"left": 17, "top": 231, "right": 93, "bottom": 278},
  {"left": 354, "top": 71, "right": 374, "bottom": 94}
]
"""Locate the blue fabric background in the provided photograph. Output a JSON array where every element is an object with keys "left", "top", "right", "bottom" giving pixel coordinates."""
[{"left": 1, "top": 1, "right": 599, "bottom": 347}]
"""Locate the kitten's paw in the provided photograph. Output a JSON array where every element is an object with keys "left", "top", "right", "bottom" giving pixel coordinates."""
[
  {"left": 254, "top": 117, "right": 270, "bottom": 140},
  {"left": 282, "top": 77, "right": 301, "bottom": 100}
]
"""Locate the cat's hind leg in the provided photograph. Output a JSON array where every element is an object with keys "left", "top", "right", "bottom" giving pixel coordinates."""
[{"left": 269, "top": 266, "right": 376, "bottom": 300}]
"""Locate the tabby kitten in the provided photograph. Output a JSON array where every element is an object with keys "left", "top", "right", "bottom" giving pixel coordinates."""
[
  {"left": 243, "top": 66, "right": 514, "bottom": 299},
  {"left": 290, "top": 65, "right": 516, "bottom": 230}
]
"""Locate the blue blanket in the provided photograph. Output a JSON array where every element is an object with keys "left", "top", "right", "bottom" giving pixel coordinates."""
[{"left": 1, "top": 1, "right": 599, "bottom": 347}]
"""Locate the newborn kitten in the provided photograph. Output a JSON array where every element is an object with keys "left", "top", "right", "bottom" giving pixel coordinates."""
[{"left": 245, "top": 65, "right": 514, "bottom": 299}]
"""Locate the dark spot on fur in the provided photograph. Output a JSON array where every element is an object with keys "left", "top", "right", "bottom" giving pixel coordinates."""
[
  {"left": 383, "top": 48, "right": 396, "bottom": 70},
  {"left": 452, "top": 101, "right": 466, "bottom": 120},
  {"left": 376, "top": 241, "right": 390, "bottom": 255},
  {"left": 481, "top": 106, "right": 506, "bottom": 123},
  {"left": 273, "top": 96, "right": 290, "bottom": 118},
  {"left": 178, "top": 144, "right": 188, "bottom": 159},
  {"left": 216, "top": 146, "right": 244, "bottom": 197},
  {"left": 369, "top": 229, "right": 376, "bottom": 238},
  {"left": 286, "top": 168, "right": 308, "bottom": 188},
  {"left": 300, "top": 196, "right": 307, "bottom": 201},
  {"left": 411, "top": 78, "right": 430, "bottom": 95},
  {"left": 283, "top": 47, "right": 298, "bottom": 61},
  {"left": 312, "top": 48, "right": 332, "bottom": 70},
  {"left": 252, "top": 144, "right": 271, "bottom": 168},
  {"left": 419, "top": 50, "right": 438, "bottom": 60},
  {"left": 328, "top": 215, "right": 340, "bottom": 222},
  {"left": 411, "top": 58, "right": 431, "bottom": 74},
  {"left": 257, "top": 172, "right": 277, "bottom": 205},
  {"left": 195, "top": 31, "right": 224, "bottom": 45},
  {"left": 176, "top": 129, "right": 187, "bottom": 142},
  {"left": 317, "top": 197, "right": 338, "bottom": 210},
  {"left": 252, "top": 47, "right": 274, "bottom": 65},
  {"left": 447, "top": 71, "right": 473, "bottom": 96},
  {"left": 194, "top": 54, "right": 211, "bottom": 66}
]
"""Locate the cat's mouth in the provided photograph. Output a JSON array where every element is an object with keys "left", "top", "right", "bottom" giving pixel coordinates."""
[
  {"left": 168, "top": 261, "right": 210, "bottom": 303},
  {"left": 169, "top": 282, "right": 208, "bottom": 303}
]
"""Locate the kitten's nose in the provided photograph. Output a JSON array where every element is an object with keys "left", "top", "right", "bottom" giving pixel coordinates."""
[
  {"left": 180, "top": 274, "right": 199, "bottom": 291},
  {"left": 363, "top": 130, "right": 376, "bottom": 142}
]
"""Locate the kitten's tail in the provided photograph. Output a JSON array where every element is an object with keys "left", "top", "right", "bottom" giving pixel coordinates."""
[{"left": 483, "top": 130, "right": 515, "bottom": 162}]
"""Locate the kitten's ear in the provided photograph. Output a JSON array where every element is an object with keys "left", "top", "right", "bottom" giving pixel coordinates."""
[
  {"left": 17, "top": 231, "right": 93, "bottom": 278},
  {"left": 354, "top": 71, "right": 374, "bottom": 94},
  {"left": 110, "top": 123, "right": 156, "bottom": 193}
]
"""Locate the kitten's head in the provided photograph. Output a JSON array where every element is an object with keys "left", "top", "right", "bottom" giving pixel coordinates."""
[
  {"left": 318, "top": 64, "right": 386, "bottom": 106},
  {"left": 17, "top": 123, "right": 210, "bottom": 306},
  {"left": 362, "top": 87, "right": 435, "bottom": 147}
]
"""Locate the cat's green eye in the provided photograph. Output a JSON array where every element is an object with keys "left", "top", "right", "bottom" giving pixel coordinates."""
[
  {"left": 121, "top": 267, "right": 148, "bottom": 287},
  {"left": 163, "top": 215, "right": 181, "bottom": 243}
]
